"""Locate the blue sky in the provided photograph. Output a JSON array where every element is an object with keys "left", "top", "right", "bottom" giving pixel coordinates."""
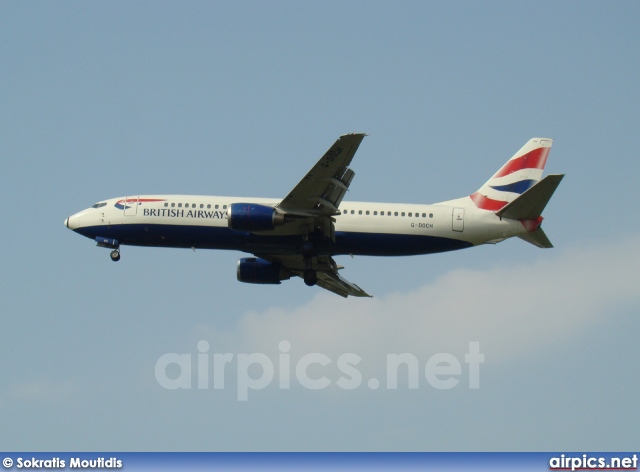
[{"left": 1, "top": 1, "right": 639, "bottom": 451}]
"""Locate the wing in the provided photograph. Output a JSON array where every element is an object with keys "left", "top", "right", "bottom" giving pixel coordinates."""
[
  {"left": 255, "top": 134, "right": 371, "bottom": 298},
  {"left": 259, "top": 254, "right": 372, "bottom": 298},
  {"left": 277, "top": 133, "right": 365, "bottom": 216}
]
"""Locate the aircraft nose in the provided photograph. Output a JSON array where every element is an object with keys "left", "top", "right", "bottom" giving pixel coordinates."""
[{"left": 65, "top": 214, "right": 80, "bottom": 230}]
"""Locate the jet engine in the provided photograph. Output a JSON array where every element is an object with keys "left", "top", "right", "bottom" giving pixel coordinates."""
[
  {"left": 228, "top": 203, "right": 285, "bottom": 232},
  {"left": 236, "top": 257, "right": 291, "bottom": 284}
]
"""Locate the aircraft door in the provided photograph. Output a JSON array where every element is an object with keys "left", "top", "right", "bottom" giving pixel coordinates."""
[
  {"left": 452, "top": 208, "right": 464, "bottom": 232},
  {"left": 124, "top": 196, "right": 139, "bottom": 216}
]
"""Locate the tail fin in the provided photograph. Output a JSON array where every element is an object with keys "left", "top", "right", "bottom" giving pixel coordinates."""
[{"left": 470, "top": 138, "right": 553, "bottom": 211}]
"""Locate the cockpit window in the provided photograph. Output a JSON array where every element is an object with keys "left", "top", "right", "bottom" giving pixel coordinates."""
[{"left": 92, "top": 202, "right": 107, "bottom": 208}]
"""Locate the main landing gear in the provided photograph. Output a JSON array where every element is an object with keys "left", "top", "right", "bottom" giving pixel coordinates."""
[
  {"left": 110, "top": 249, "right": 121, "bottom": 262},
  {"left": 301, "top": 240, "right": 317, "bottom": 286},
  {"left": 303, "top": 269, "right": 317, "bottom": 286}
]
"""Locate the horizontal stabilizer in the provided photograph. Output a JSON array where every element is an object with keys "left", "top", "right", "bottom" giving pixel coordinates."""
[
  {"left": 496, "top": 174, "right": 564, "bottom": 220},
  {"left": 518, "top": 227, "right": 554, "bottom": 248}
]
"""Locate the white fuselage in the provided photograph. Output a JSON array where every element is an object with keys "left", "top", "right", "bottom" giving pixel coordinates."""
[{"left": 66, "top": 194, "right": 527, "bottom": 257}]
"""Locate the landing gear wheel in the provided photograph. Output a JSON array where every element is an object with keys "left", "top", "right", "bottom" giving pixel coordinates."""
[
  {"left": 110, "top": 250, "right": 121, "bottom": 262},
  {"left": 301, "top": 241, "right": 314, "bottom": 258},
  {"left": 303, "top": 269, "right": 317, "bottom": 286}
]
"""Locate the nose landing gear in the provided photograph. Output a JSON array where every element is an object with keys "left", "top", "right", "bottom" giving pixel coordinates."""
[{"left": 95, "top": 237, "right": 120, "bottom": 262}]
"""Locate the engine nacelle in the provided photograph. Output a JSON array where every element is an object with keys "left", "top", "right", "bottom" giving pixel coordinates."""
[
  {"left": 95, "top": 236, "right": 119, "bottom": 249},
  {"left": 228, "top": 203, "right": 285, "bottom": 232},
  {"left": 237, "top": 257, "right": 291, "bottom": 285}
]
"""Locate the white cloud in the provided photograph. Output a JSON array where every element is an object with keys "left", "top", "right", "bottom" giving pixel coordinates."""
[{"left": 195, "top": 232, "right": 640, "bottom": 376}]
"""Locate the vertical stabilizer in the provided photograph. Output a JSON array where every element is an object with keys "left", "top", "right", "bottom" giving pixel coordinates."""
[{"left": 470, "top": 138, "right": 553, "bottom": 211}]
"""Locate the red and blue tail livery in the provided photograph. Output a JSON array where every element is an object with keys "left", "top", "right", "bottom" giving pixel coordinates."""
[
  {"left": 470, "top": 138, "right": 553, "bottom": 211},
  {"left": 65, "top": 134, "right": 564, "bottom": 297}
]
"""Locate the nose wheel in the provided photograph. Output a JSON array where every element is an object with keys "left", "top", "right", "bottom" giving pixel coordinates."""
[{"left": 110, "top": 249, "right": 121, "bottom": 262}]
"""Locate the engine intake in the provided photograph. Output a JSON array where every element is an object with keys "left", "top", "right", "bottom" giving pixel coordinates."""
[
  {"left": 228, "top": 203, "right": 285, "bottom": 232},
  {"left": 237, "top": 257, "right": 290, "bottom": 285}
]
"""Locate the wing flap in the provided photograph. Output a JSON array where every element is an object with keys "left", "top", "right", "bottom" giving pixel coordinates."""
[{"left": 316, "top": 270, "right": 372, "bottom": 298}]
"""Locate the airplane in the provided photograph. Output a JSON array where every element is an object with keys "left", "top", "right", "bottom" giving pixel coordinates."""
[{"left": 65, "top": 134, "right": 564, "bottom": 298}]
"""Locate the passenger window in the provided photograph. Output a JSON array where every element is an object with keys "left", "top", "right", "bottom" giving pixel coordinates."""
[
  {"left": 164, "top": 203, "right": 168, "bottom": 207},
  {"left": 223, "top": 205, "right": 227, "bottom": 209},
  {"left": 422, "top": 213, "right": 426, "bottom": 217},
  {"left": 408, "top": 212, "right": 412, "bottom": 217},
  {"left": 358, "top": 210, "right": 362, "bottom": 215},
  {"left": 429, "top": 213, "right": 434, "bottom": 218},
  {"left": 373, "top": 211, "right": 377, "bottom": 215},
  {"left": 401, "top": 212, "right": 405, "bottom": 217},
  {"left": 215, "top": 204, "right": 219, "bottom": 209},
  {"left": 207, "top": 204, "right": 211, "bottom": 209},
  {"left": 200, "top": 204, "right": 204, "bottom": 208},
  {"left": 394, "top": 212, "right": 398, "bottom": 216},
  {"left": 171, "top": 203, "right": 175, "bottom": 208},
  {"left": 178, "top": 203, "right": 182, "bottom": 208},
  {"left": 366, "top": 211, "right": 370, "bottom": 215}
]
